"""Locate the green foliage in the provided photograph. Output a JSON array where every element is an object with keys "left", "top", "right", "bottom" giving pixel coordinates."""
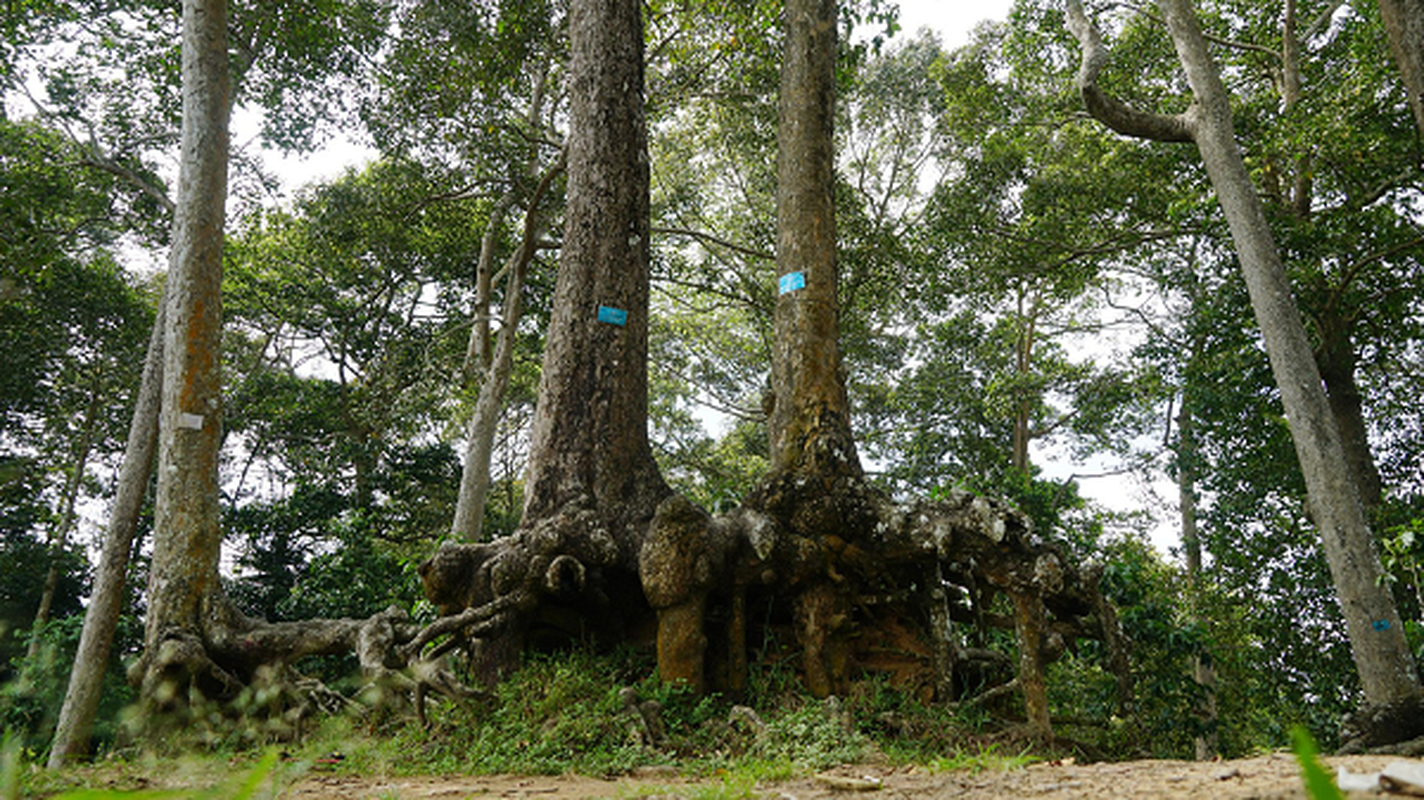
[
  {"left": 362, "top": 649, "right": 646, "bottom": 775},
  {"left": 0, "top": 612, "right": 140, "bottom": 757}
]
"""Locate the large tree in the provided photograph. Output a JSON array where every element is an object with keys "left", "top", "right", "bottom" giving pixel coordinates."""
[
  {"left": 136, "top": 0, "right": 235, "bottom": 707},
  {"left": 409, "top": 0, "right": 674, "bottom": 688},
  {"left": 1066, "top": 0, "right": 1422, "bottom": 727},
  {"left": 416, "top": 0, "right": 1128, "bottom": 746}
]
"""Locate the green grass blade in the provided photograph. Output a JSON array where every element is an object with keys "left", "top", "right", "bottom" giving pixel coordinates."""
[{"left": 1291, "top": 726, "right": 1343, "bottom": 800}]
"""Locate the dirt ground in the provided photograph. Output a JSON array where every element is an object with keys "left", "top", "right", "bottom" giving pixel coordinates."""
[{"left": 279, "top": 753, "right": 1418, "bottom": 799}]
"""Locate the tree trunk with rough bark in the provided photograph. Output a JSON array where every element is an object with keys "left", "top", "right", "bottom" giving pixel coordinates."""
[
  {"left": 130, "top": 0, "right": 442, "bottom": 735},
  {"left": 1067, "top": 0, "right": 1422, "bottom": 722},
  {"left": 48, "top": 297, "right": 166, "bottom": 767},
  {"left": 138, "top": 0, "right": 233, "bottom": 712},
  {"left": 768, "top": 0, "right": 859, "bottom": 484},
  {"left": 420, "top": 0, "right": 672, "bottom": 689},
  {"left": 520, "top": 0, "right": 668, "bottom": 547}
]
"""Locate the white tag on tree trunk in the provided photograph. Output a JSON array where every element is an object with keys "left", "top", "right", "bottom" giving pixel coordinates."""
[{"left": 178, "top": 412, "right": 205, "bottom": 430}]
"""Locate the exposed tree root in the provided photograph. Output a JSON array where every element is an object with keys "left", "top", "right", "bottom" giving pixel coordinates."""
[
  {"left": 1338, "top": 690, "right": 1424, "bottom": 754},
  {"left": 133, "top": 601, "right": 478, "bottom": 740},
  {"left": 412, "top": 477, "right": 1130, "bottom": 741}
]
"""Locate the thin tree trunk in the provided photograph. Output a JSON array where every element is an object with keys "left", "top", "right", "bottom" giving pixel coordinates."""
[
  {"left": 27, "top": 377, "right": 103, "bottom": 663},
  {"left": 1177, "top": 401, "right": 1219, "bottom": 760},
  {"left": 461, "top": 63, "right": 550, "bottom": 387},
  {"left": 452, "top": 156, "right": 563, "bottom": 541},
  {"left": 1067, "top": 0, "right": 1421, "bottom": 707},
  {"left": 140, "top": 0, "right": 232, "bottom": 706},
  {"left": 462, "top": 192, "right": 517, "bottom": 386},
  {"left": 48, "top": 297, "right": 166, "bottom": 767},
  {"left": 1011, "top": 292, "right": 1035, "bottom": 473}
]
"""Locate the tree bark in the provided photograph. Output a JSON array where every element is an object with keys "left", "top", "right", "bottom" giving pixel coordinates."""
[
  {"left": 520, "top": 0, "right": 669, "bottom": 556},
  {"left": 1067, "top": 0, "right": 1421, "bottom": 708},
  {"left": 139, "top": 0, "right": 232, "bottom": 708},
  {"left": 1277, "top": 3, "right": 1381, "bottom": 516},
  {"left": 416, "top": 0, "right": 676, "bottom": 694},
  {"left": 1379, "top": 0, "right": 1424, "bottom": 135},
  {"left": 49, "top": 296, "right": 166, "bottom": 767},
  {"left": 770, "top": 0, "right": 860, "bottom": 482},
  {"left": 1177, "top": 401, "right": 1219, "bottom": 760},
  {"left": 1315, "top": 312, "right": 1384, "bottom": 513}
]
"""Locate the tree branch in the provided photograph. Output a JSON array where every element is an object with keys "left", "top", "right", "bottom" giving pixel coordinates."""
[{"left": 1065, "top": 0, "right": 1196, "bottom": 144}]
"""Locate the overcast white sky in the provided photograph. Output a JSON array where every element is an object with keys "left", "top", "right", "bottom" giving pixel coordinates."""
[{"left": 893, "top": 0, "right": 1016, "bottom": 48}]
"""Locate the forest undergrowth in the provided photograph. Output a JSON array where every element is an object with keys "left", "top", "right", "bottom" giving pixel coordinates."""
[{"left": 6, "top": 642, "right": 1154, "bottom": 798}]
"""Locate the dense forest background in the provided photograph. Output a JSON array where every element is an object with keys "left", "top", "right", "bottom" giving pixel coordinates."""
[{"left": 2, "top": 0, "right": 1423, "bottom": 762}]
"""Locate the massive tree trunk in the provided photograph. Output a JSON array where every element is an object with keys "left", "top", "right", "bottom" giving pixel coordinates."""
[
  {"left": 520, "top": 0, "right": 668, "bottom": 545},
  {"left": 47, "top": 299, "right": 165, "bottom": 766},
  {"left": 769, "top": 0, "right": 859, "bottom": 483},
  {"left": 418, "top": 0, "right": 672, "bottom": 688},
  {"left": 1068, "top": 0, "right": 1421, "bottom": 715}
]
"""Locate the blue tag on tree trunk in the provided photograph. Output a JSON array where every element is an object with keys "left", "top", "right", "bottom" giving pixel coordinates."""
[
  {"left": 597, "top": 305, "right": 628, "bottom": 326},
  {"left": 778, "top": 271, "right": 806, "bottom": 295}
]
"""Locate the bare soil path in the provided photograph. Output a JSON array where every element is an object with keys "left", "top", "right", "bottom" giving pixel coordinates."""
[{"left": 280, "top": 753, "right": 1414, "bottom": 799}]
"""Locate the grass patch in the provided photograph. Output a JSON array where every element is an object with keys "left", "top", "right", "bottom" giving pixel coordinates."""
[{"left": 925, "top": 743, "right": 1037, "bottom": 775}]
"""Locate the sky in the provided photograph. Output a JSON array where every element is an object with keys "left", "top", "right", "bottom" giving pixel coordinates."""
[{"left": 894, "top": 0, "right": 1016, "bottom": 49}]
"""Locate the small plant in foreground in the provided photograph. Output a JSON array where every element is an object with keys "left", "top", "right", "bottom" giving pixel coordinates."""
[{"left": 1291, "top": 726, "right": 1343, "bottom": 800}]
